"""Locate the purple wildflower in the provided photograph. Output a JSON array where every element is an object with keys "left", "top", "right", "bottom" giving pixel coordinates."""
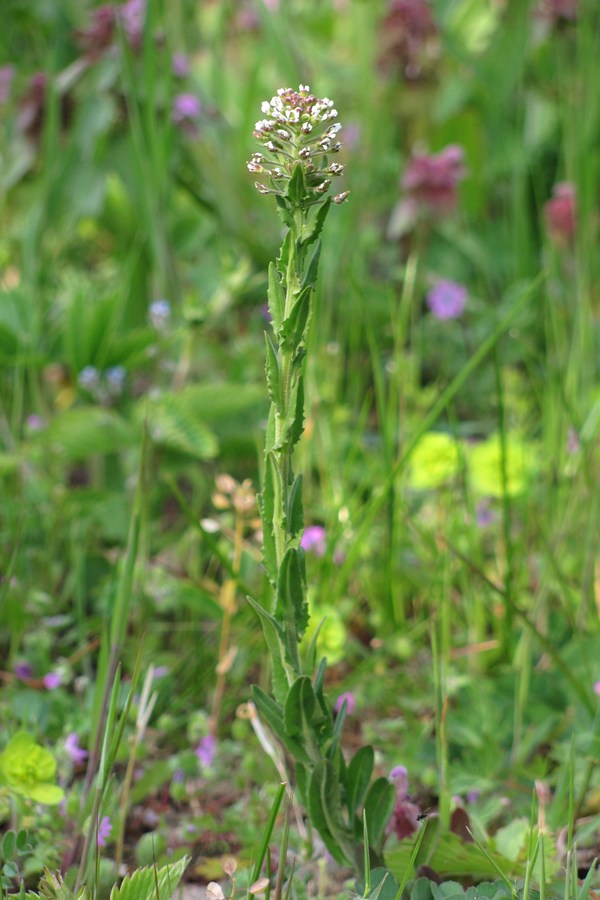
[
  {"left": 467, "top": 789, "right": 480, "bottom": 804},
  {"left": 334, "top": 691, "right": 356, "bottom": 715},
  {"left": 402, "top": 145, "right": 465, "bottom": 216},
  {"left": 195, "top": 735, "right": 216, "bottom": 768},
  {"left": 65, "top": 733, "right": 88, "bottom": 765},
  {"left": 172, "top": 52, "right": 189, "bottom": 77},
  {"left": 301, "top": 525, "right": 327, "bottom": 557},
  {"left": 426, "top": 280, "right": 467, "bottom": 320},
  {"left": 172, "top": 93, "right": 202, "bottom": 133},
  {"left": 120, "top": 0, "right": 146, "bottom": 50},
  {"left": 14, "top": 662, "right": 33, "bottom": 679},
  {"left": 388, "top": 765, "right": 421, "bottom": 840},
  {"left": 594, "top": 681, "right": 600, "bottom": 697},
  {"left": 43, "top": 671, "right": 63, "bottom": 690},
  {"left": 97, "top": 816, "right": 112, "bottom": 847},
  {"left": 25, "top": 414, "right": 45, "bottom": 432}
]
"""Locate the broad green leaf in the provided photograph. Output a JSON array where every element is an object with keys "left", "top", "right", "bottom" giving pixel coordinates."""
[
  {"left": 275, "top": 548, "right": 308, "bottom": 642},
  {"left": 346, "top": 745, "right": 375, "bottom": 818},
  {"left": 267, "top": 261, "right": 285, "bottom": 334},
  {"left": 363, "top": 777, "right": 395, "bottom": 852},
  {"left": 307, "top": 764, "right": 346, "bottom": 864},
  {"left": 284, "top": 675, "right": 315, "bottom": 740},
  {"left": 246, "top": 596, "right": 290, "bottom": 704}
]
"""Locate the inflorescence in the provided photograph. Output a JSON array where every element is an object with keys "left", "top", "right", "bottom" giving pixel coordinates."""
[{"left": 247, "top": 85, "right": 349, "bottom": 204}]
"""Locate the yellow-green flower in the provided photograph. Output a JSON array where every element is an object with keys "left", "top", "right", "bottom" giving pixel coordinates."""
[
  {"left": 0, "top": 732, "right": 64, "bottom": 804},
  {"left": 468, "top": 433, "right": 536, "bottom": 498},
  {"left": 407, "top": 431, "right": 461, "bottom": 491}
]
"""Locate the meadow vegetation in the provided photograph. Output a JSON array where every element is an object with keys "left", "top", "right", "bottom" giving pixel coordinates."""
[{"left": 0, "top": 1, "right": 599, "bottom": 898}]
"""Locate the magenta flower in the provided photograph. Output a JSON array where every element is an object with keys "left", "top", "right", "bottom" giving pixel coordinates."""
[
  {"left": 334, "top": 691, "right": 356, "bottom": 715},
  {"left": 97, "top": 816, "right": 112, "bottom": 848},
  {"left": 301, "top": 525, "right": 327, "bottom": 557},
  {"left": 172, "top": 93, "right": 202, "bottom": 123},
  {"left": 594, "top": 681, "right": 600, "bottom": 697},
  {"left": 43, "top": 671, "right": 62, "bottom": 690},
  {"left": 195, "top": 735, "right": 216, "bottom": 768},
  {"left": 426, "top": 280, "right": 467, "bottom": 320},
  {"left": 545, "top": 182, "right": 576, "bottom": 246},
  {"left": 402, "top": 145, "right": 465, "bottom": 216},
  {"left": 388, "top": 765, "right": 422, "bottom": 839},
  {"left": 65, "top": 733, "right": 88, "bottom": 765}
]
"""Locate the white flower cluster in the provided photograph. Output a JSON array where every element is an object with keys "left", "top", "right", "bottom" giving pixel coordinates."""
[{"left": 247, "top": 85, "right": 349, "bottom": 203}]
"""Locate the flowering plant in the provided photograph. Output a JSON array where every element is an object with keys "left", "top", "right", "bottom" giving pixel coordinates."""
[{"left": 247, "top": 86, "right": 394, "bottom": 871}]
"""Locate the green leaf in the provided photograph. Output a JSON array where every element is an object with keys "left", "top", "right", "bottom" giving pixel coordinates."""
[
  {"left": 109, "top": 857, "right": 189, "bottom": 900},
  {"left": 275, "top": 548, "right": 309, "bottom": 642},
  {"left": 284, "top": 675, "right": 315, "bottom": 739},
  {"left": 300, "top": 198, "right": 331, "bottom": 248},
  {"left": 246, "top": 596, "right": 290, "bottom": 705},
  {"left": 1, "top": 831, "right": 16, "bottom": 861},
  {"left": 267, "top": 261, "right": 285, "bottom": 334},
  {"left": 253, "top": 684, "right": 311, "bottom": 764},
  {"left": 145, "top": 392, "right": 218, "bottom": 459},
  {"left": 288, "top": 366, "right": 305, "bottom": 448},
  {"left": 307, "top": 764, "right": 346, "bottom": 864},
  {"left": 281, "top": 285, "right": 312, "bottom": 350},
  {"left": 346, "top": 745, "right": 375, "bottom": 818},
  {"left": 302, "top": 240, "right": 322, "bottom": 289},
  {"left": 363, "top": 777, "right": 395, "bottom": 851},
  {"left": 286, "top": 163, "right": 306, "bottom": 207},
  {"left": 431, "top": 882, "right": 466, "bottom": 899},
  {"left": 260, "top": 452, "right": 279, "bottom": 586},
  {"left": 276, "top": 230, "right": 293, "bottom": 281},
  {"left": 287, "top": 474, "right": 304, "bottom": 539},
  {"left": 264, "top": 331, "right": 281, "bottom": 408}
]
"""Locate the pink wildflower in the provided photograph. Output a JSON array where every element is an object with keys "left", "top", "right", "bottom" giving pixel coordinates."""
[
  {"left": 65, "top": 733, "right": 88, "bottom": 765},
  {"left": 388, "top": 765, "right": 422, "bottom": 840},
  {"left": 426, "top": 280, "right": 467, "bottom": 320},
  {"left": 195, "top": 735, "right": 216, "bottom": 768},
  {"left": 402, "top": 145, "right": 466, "bottom": 216},
  {"left": 334, "top": 691, "right": 356, "bottom": 715},
  {"left": 545, "top": 182, "right": 576, "bottom": 246},
  {"left": 379, "top": 0, "right": 438, "bottom": 79},
  {"left": 97, "top": 816, "right": 112, "bottom": 847},
  {"left": 43, "top": 671, "right": 62, "bottom": 690},
  {"left": 301, "top": 525, "right": 327, "bottom": 557}
]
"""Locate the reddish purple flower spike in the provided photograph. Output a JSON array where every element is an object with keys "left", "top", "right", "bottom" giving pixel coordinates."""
[
  {"left": 545, "top": 182, "right": 576, "bottom": 246},
  {"left": 402, "top": 145, "right": 465, "bottom": 215},
  {"left": 594, "top": 681, "right": 600, "bottom": 698},
  {"left": 537, "top": 0, "right": 577, "bottom": 23},
  {"left": 426, "top": 279, "right": 467, "bottom": 320},
  {"left": 388, "top": 765, "right": 422, "bottom": 840}
]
